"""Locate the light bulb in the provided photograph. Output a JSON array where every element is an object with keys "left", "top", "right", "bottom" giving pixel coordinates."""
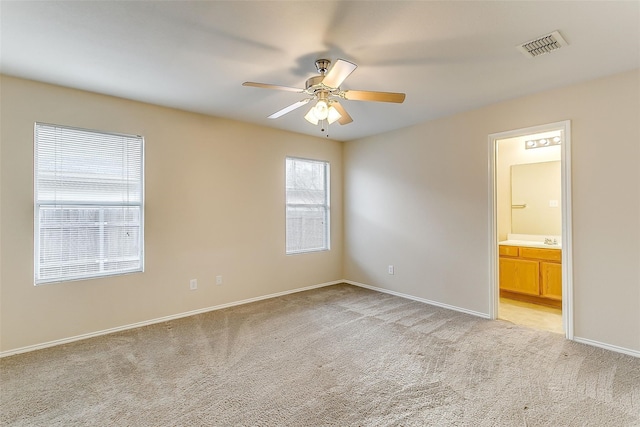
[
  {"left": 313, "top": 100, "right": 329, "bottom": 120},
  {"left": 526, "top": 140, "right": 535, "bottom": 147},
  {"left": 540, "top": 139, "right": 549, "bottom": 146},
  {"left": 553, "top": 136, "right": 561, "bottom": 143},
  {"left": 327, "top": 106, "right": 341, "bottom": 124},
  {"left": 304, "top": 108, "right": 319, "bottom": 125}
]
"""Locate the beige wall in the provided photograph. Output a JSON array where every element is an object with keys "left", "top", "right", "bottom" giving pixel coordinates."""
[
  {"left": 0, "top": 76, "right": 343, "bottom": 352},
  {"left": 344, "top": 69, "right": 640, "bottom": 352},
  {"left": 2, "top": 70, "right": 639, "bottom": 355}
]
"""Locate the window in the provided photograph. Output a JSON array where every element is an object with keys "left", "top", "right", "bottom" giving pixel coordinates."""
[
  {"left": 285, "top": 157, "right": 330, "bottom": 254},
  {"left": 34, "top": 123, "right": 144, "bottom": 284}
]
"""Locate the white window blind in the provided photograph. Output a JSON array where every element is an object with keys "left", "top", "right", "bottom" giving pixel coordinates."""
[
  {"left": 34, "top": 123, "right": 144, "bottom": 284},
  {"left": 285, "top": 157, "right": 329, "bottom": 254}
]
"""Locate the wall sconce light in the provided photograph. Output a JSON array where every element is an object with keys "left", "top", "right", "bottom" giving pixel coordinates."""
[{"left": 525, "top": 136, "right": 562, "bottom": 149}]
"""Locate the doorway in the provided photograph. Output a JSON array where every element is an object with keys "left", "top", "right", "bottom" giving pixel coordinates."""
[{"left": 488, "top": 121, "right": 573, "bottom": 339}]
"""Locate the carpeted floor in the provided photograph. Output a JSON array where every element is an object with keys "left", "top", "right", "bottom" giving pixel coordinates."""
[{"left": 1, "top": 284, "right": 639, "bottom": 426}]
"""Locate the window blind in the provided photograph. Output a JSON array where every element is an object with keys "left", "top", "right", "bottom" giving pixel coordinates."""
[
  {"left": 285, "top": 157, "right": 329, "bottom": 254},
  {"left": 34, "top": 123, "right": 144, "bottom": 284}
]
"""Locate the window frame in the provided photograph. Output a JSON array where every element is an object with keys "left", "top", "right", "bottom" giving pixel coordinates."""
[
  {"left": 285, "top": 156, "right": 331, "bottom": 255},
  {"left": 33, "top": 122, "right": 145, "bottom": 285}
]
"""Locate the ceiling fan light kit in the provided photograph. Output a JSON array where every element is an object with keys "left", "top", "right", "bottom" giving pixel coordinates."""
[
  {"left": 242, "top": 58, "right": 406, "bottom": 131},
  {"left": 304, "top": 101, "right": 341, "bottom": 125}
]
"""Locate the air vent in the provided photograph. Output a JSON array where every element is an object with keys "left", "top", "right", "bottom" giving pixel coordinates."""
[{"left": 517, "top": 30, "right": 568, "bottom": 58}]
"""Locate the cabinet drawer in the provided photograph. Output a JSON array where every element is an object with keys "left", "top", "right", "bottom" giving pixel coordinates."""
[
  {"left": 520, "top": 247, "right": 561, "bottom": 262},
  {"left": 499, "top": 246, "right": 519, "bottom": 257}
]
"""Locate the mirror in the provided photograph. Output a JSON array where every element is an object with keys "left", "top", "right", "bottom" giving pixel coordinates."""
[{"left": 511, "top": 161, "right": 561, "bottom": 235}]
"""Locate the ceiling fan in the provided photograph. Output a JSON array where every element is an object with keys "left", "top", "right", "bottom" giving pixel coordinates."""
[{"left": 242, "top": 59, "right": 405, "bottom": 127}]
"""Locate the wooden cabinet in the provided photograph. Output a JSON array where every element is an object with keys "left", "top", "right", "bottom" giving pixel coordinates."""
[
  {"left": 499, "top": 245, "right": 519, "bottom": 257},
  {"left": 541, "top": 262, "right": 562, "bottom": 300},
  {"left": 499, "top": 245, "right": 562, "bottom": 308},
  {"left": 499, "top": 258, "right": 539, "bottom": 295}
]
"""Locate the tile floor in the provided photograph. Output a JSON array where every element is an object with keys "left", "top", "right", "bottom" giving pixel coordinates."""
[{"left": 498, "top": 297, "right": 563, "bottom": 334}]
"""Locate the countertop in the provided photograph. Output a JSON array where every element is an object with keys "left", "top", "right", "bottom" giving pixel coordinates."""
[{"left": 499, "top": 240, "right": 562, "bottom": 250}]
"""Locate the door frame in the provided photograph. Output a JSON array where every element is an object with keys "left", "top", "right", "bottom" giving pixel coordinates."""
[{"left": 488, "top": 120, "right": 573, "bottom": 339}]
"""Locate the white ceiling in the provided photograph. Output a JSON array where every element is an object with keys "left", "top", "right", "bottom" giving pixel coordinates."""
[{"left": 1, "top": 1, "right": 639, "bottom": 141}]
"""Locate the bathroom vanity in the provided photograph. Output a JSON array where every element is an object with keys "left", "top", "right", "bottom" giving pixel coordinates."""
[{"left": 498, "top": 237, "right": 562, "bottom": 309}]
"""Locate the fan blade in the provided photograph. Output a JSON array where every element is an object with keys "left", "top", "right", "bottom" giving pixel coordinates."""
[
  {"left": 243, "top": 82, "right": 303, "bottom": 93},
  {"left": 343, "top": 90, "right": 406, "bottom": 103},
  {"left": 267, "top": 99, "right": 310, "bottom": 119},
  {"left": 331, "top": 102, "right": 353, "bottom": 125},
  {"left": 322, "top": 59, "right": 357, "bottom": 88}
]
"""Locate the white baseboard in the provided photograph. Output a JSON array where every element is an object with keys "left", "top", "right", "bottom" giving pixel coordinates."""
[
  {"left": 347, "top": 281, "right": 639, "bottom": 358},
  {"left": 0, "top": 280, "right": 343, "bottom": 358},
  {"left": 572, "top": 336, "right": 640, "bottom": 359},
  {"left": 350, "top": 280, "right": 640, "bottom": 358},
  {"left": 344, "top": 280, "right": 491, "bottom": 319},
  {"left": 5, "top": 280, "right": 638, "bottom": 360}
]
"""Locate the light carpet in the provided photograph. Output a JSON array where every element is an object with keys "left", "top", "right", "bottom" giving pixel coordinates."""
[{"left": 1, "top": 284, "right": 639, "bottom": 426}]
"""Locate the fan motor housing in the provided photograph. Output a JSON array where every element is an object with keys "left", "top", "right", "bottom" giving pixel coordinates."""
[
  {"left": 315, "top": 59, "right": 331, "bottom": 74},
  {"left": 305, "top": 75, "right": 324, "bottom": 90}
]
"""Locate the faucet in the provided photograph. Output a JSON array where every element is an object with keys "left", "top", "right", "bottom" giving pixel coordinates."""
[{"left": 544, "top": 237, "right": 558, "bottom": 245}]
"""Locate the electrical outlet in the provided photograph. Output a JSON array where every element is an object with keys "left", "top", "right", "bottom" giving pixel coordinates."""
[
  {"left": 189, "top": 279, "right": 197, "bottom": 290},
  {"left": 388, "top": 265, "right": 395, "bottom": 275},
  {"left": 216, "top": 275, "right": 223, "bottom": 285}
]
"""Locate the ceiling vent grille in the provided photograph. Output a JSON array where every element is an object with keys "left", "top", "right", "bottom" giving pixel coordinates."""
[{"left": 517, "top": 30, "right": 568, "bottom": 58}]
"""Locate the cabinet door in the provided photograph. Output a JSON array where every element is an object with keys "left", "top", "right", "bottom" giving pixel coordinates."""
[
  {"left": 541, "top": 262, "right": 562, "bottom": 300},
  {"left": 499, "top": 258, "right": 540, "bottom": 296}
]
